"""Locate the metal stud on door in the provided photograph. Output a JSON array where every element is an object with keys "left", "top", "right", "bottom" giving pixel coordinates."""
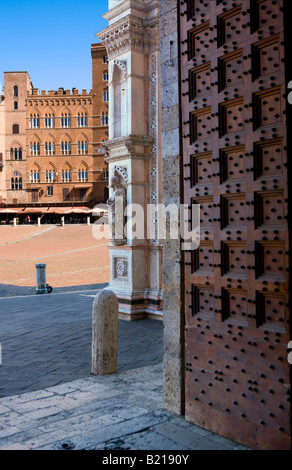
[{"left": 180, "top": 0, "right": 290, "bottom": 450}]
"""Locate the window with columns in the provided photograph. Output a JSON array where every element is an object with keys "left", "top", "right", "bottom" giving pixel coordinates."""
[
  {"left": 30, "top": 142, "right": 40, "bottom": 156},
  {"left": 30, "top": 169, "right": 40, "bottom": 183},
  {"left": 29, "top": 114, "right": 40, "bottom": 129},
  {"left": 77, "top": 113, "right": 88, "bottom": 127},
  {"left": 10, "top": 147, "right": 22, "bottom": 160},
  {"left": 45, "top": 114, "right": 55, "bottom": 128},
  {"left": 45, "top": 142, "right": 55, "bottom": 155},
  {"left": 78, "top": 140, "right": 88, "bottom": 155},
  {"left": 61, "top": 141, "right": 71, "bottom": 155},
  {"left": 61, "top": 113, "right": 71, "bottom": 128}
]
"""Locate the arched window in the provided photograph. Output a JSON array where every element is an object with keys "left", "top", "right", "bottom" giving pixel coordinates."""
[
  {"left": 61, "top": 113, "right": 71, "bottom": 128},
  {"left": 103, "top": 88, "right": 109, "bottom": 102},
  {"left": 30, "top": 142, "right": 40, "bottom": 156},
  {"left": 12, "top": 124, "right": 19, "bottom": 134},
  {"left": 62, "top": 166, "right": 71, "bottom": 182},
  {"left": 78, "top": 164, "right": 88, "bottom": 182},
  {"left": 45, "top": 141, "right": 55, "bottom": 155},
  {"left": 46, "top": 167, "right": 55, "bottom": 183},
  {"left": 77, "top": 112, "right": 87, "bottom": 127},
  {"left": 14, "top": 86, "right": 18, "bottom": 97},
  {"left": 102, "top": 112, "right": 109, "bottom": 126},
  {"left": 103, "top": 71, "right": 109, "bottom": 81},
  {"left": 78, "top": 140, "right": 88, "bottom": 155},
  {"left": 12, "top": 177, "right": 23, "bottom": 190},
  {"left": 45, "top": 113, "right": 54, "bottom": 128},
  {"left": 10, "top": 147, "right": 22, "bottom": 160},
  {"left": 61, "top": 141, "right": 71, "bottom": 155},
  {"left": 14, "top": 101, "right": 18, "bottom": 110},
  {"left": 29, "top": 114, "right": 40, "bottom": 129},
  {"left": 30, "top": 169, "right": 40, "bottom": 183}
]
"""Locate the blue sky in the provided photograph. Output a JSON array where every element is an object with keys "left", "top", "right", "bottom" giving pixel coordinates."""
[{"left": 0, "top": 0, "right": 109, "bottom": 93}]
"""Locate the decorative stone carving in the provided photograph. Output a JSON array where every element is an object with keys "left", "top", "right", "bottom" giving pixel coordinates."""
[
  {"left": 113, "top": 165, "right": 128, "bottom": 184},
  {"left": 115, "top": 258, "right": 128, "bottom": 280},
  {"left": 107, "top": 170, "right": 127, "bottom": 245},
  {"left": 97, "top": 15, "right": 159, "bottom": 59}
]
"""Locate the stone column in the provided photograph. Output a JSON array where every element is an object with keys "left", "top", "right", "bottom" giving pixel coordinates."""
[
  {"left": 159, "top": 0, "right": 184, "bottom": 416},
  {"left": 61, "top": 216, "right": 65, "bottom": 226},
  {"left": 13, "top": 218, "right": 17, "bottom": 226},
  {"left": 87, "top": 217, "right": 91, "bottom": 225},
  {"left": 97, "top": 0, "right": 163, "bottom": 321},
  {"left": 91, "top": 289, "right": 119, "bottom": 375},
  {"left": 38, "top": 217, "right": 41, "bottom": 226},
  {"left": 36, "top": 263, "right": 47, "bottom": 295}
]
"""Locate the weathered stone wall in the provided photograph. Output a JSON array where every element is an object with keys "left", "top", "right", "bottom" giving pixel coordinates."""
[{"left": 159, "top": 0, "right": 183, "bottom": 415}]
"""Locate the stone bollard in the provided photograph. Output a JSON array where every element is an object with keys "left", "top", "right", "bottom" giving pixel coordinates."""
[
  {"left": 13, "top": 218, "right": 17, "bottom": 226},
  {"left": 61, "top": 216, "right": 65, "bottom": 226},
  {"left": 38, "top": 217, "right": 41, "bottom": 226},
  {"left": 87, "top": 217, "right": 90, "bottom": 225},
  {"left": 36, "top": 263, "right": 47, "bottom": 295},
  {"left": 91, "top": 289, "right": 119, "bottom": 375}
]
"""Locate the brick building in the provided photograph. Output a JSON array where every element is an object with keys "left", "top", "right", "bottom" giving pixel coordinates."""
[
  {"left": 0, "top": 89, "right": 5, "bottom": 202},
  {"left": 0, "top": 43, "right": 108, "bottom": 217}
]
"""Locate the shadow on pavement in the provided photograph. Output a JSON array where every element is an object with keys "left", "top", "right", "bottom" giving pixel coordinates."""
[{"left": 0, "top": 283, "right": 109, "bottom": 298}]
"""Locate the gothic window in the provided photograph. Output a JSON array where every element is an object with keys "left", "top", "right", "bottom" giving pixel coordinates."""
[
  {"left": 30, "top": 142, "right": 40, "bottom": 156},
  {"left": 78, "top": 140, "right": 88, "bottom": 155},
  {"left": 61, "top": 113, "right": 71, "bottom": 128},
  {"left": 29, "top": 114, "right": 40, "bottom": 129},
  {"left": 62, "top": 166, "right": 71, "bottom": 182},
  {"left": 30, "top": 169, "right": 40, "bottom": 183},
  {"left": 46, "top": 166, "right": 55, "bottom": 183},
  {"left": 102, "top": 169, "right": 109, "bottom": 181},
  {"left": 102, "top": 112, "right": 109, "bottom": 126},
  {"left": 61, "top": 141, "right": 71, "bottom": 155},
  {"left": 10, "top": 147, "right": 22, "bottom": 160},
  {"left": 77, "top": 112, "right": 88, "bottom": 127},
  {"left": 45, "top": 113, "right": 55, "bottom": 128},
  {"left": 78, "top": 168, "right": 88, "bottom": 182},
  {"left": 103, "top": 88, "right": 109, "bottom": 102},
  {"left": 14, "top": 101, "right": 18, "bottom": 110},
  {"left": 12, "top": 177, "right": 22, "bottom": 190},
  {"left": 45, "top": 141, "right": 55, "bottom": 155},
  {"left": 14, "top": 86, "right": 18, "bottom": 97}
]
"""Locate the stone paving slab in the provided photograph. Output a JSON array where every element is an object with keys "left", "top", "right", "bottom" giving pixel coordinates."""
[
  {"left": 0, "top": 289, "right": 164, "bottom": 398},
  {"left": 0, "top": 364, "right": 249, "bottom": 451}
]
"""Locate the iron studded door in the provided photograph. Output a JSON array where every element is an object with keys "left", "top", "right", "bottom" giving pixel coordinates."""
[{"left": 180, "top": 0, "right": 290, "bottom": 450}]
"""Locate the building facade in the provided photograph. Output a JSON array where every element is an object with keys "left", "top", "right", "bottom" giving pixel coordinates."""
[
  {"left": 98, "top": 0, "right": 291, "bottom": 450},
  {"left": 0, "top": 44, "right": 109, "bottom": 212},
  {"left": 0, "top": 89, "right": 5, "bottom": 202}
]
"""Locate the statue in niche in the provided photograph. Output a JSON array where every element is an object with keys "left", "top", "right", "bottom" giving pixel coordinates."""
[{"left": 107, "top": 170, "right": 127, "bottom": 246}]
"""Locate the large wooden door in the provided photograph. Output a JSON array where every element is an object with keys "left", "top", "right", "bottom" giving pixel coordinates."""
[{"left": 180, "top": 0, "right": 290, "bottom": 450}]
